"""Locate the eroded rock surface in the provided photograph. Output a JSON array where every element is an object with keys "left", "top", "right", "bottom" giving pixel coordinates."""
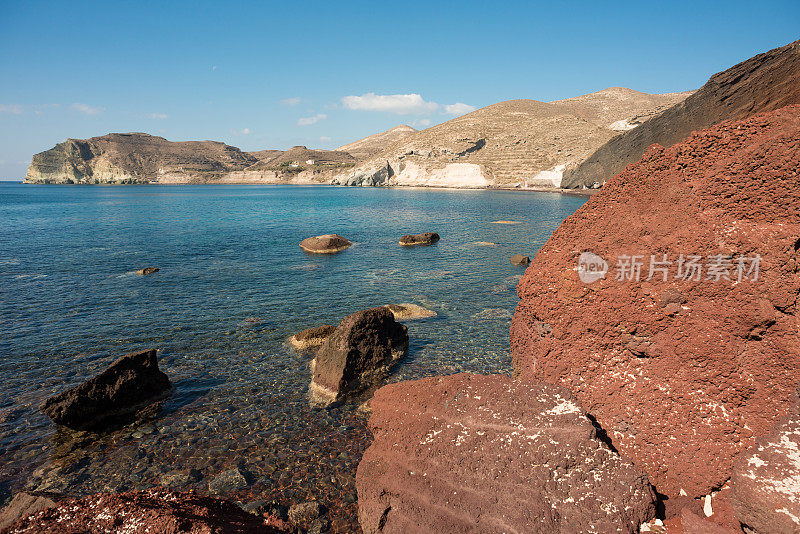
[
  {"left": 511, "top": 106, "right": 800, "bottom": 496},
  {"left": 289, "top": 325, "right": 336, "bottom": 351},
  {"left": 40, "top": 349, "right": 173, "bottom": 431},
  {"left": 398, "top": 232, "right": 440, "bottom": 246},
  {"left": 310, "top": 308, "right": 408, "bottom": 407},
  {"left": 731, "top": 406, "right": 800, "bottom": 534},
  {"left": 356, "top": 373, "right": 656, "bottom": 534},
  {"left": 2, "top": 489, "right": 281, "bottom": 533}
]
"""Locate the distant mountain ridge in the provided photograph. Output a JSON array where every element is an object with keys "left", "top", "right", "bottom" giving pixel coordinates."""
[
  {"left": 562, "top": 39, "right": 800, "bottom": 188},
  {"left": 336, "top": 125, "right": 418, "bottom": 160},
  {"left": 331, "top": 88, "right": 692, "bottom": 188}
]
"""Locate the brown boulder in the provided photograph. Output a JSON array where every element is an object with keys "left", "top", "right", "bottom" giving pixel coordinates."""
[
  {"left": 511, "top": 106, "right": 800, "bottom": 497},
  {"left": 137, "top": 267, "right": 159, "bottom": 275},
  {"left": 731, "top": 406, "right": 800, "bottom": 533},
  {"left": 299, "top": 234, "right": 352, "bottom": 254},
  {"left": 509, "top": 254, "right": 531, "bottom": 266},
  {"left": 382, "top": 303, "right": 437, "bottom": 320},
  {"left": 309, "top": 308, "right": 408, "bottom": 407},
  {"left": 288, "top": 325, "right": 335, "bottom": 351},
  {"left": 356, "top": 373, "right": 656, "bottom": 534},
  {"left": 40, "top": 349, "right": 173, "bottom": 431},
  {"left": 398, "top": 232, "right": 439, "bottom": 246},
  {"left": 2, "top": 488, "right": 280, "bottom": 533}
]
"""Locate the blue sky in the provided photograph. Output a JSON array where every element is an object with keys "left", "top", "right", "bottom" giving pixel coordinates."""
[{"left": 0, "top": 0, "right": 798, "bottom": 180}]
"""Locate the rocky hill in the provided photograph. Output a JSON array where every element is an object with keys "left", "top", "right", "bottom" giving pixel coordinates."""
[
  {"left": 24, "top": 133, "right": 260, "bottom": 184},
  {"left": 335, "top": 125, "right": 418, "bottom": 160},
  {"left": 562, "top": 39, "right": 800, "bottom": 188},
  {"left": 23, "top": 134, "right": 353, "bottom": 184},
  {"left": 331, "top": 88, "right": 691, "bottom": 189}
]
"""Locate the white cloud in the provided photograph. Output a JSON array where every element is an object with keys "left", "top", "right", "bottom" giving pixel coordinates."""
[
  {"left": 230, "top": 127, "right": 251, "bottom": 136},
  {"left": 0, "top": 104, "right": 22, "bottom": 114},
  {"left": 341, "top": 93, "right": 439, "bottom": 115},
  {"left": 444, "top": 102, "right": 476, "bottom": 115},
  {"left": 412, "top": 118, "right": 432, "bottom": 128},
  {"left": 298, "top": 113, "right": 326, "bottom": 126},
  {"left": 319, "top": 136, "right": 332, "bottom": 142},
  {"left": 147, "top": 113, "right": 168, "bottom": 119},
  {"left": 71, "top": 103, "right": 104, "bottom": 115},
  {"left": 281, "top": 97, "right": 301, "bottom": 106},
  {"left": 212, "top": 65, "right": 217, "bottom": 71}
]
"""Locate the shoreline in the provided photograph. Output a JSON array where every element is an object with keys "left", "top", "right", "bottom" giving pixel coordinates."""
[{"left": 12, "top": 180, "right": 599, "bottom": 196}]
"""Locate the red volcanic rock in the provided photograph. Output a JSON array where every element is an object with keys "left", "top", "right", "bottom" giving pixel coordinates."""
[
  {"left": 731, "top": 404, "right": 800, "bottom": 533},
  {"left": 356, "top": 373, "right": 656, "bottom": 534},
  {"left": 511, "top": 106, "right": 800, "bottom": 497},
  {"left": 0, "top": 493, "right": 56, "bottom": 530},
  {"left": 2, "top": 488, "right": 281, "bottom": 533}
]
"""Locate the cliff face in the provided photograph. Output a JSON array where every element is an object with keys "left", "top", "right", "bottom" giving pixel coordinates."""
[
  {"left": 562, "top": 39, "right": 800, "bottom": 188},
  {"left": 331, "top": 88, "right": 691, "bottom": 189},
  {"left": 511, "top": 105, "right": 800, "bottom": 497},
  {"left": 23, "top": 134, "right": 353, "bottom": 184}
]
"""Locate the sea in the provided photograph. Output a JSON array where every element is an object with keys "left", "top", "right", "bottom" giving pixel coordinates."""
[{"left": 0, "top": 182, "right": 586, "bottom": 531}]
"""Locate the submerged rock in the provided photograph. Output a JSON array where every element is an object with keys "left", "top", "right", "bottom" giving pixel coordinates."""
[
  {"left": 398, "top": 232, "right": 440, "bottom": 246},
  {"left": 208, "top": 468, "right": 250, "bottom": 494},
  {"left": 2, "top": 488, "right": 279, "bottom": 533},
  {"left": 288, "top": 325, "right": 336, "bottom": 351},
  {"left": 309, "top": 307, "right": 408, "bottom": 407},
  {"left": 511, "top": 106, "right": 800, "bottom": 497},
  {"left": 288, "top": 501, "right": 323, "bottom": 530},
  {"left": 382, "top": 303, "right": 437, "bottom": 320},
  {"left": 509, "top": 254, "right": 530, "bottom": 265},
  {"left": 299, "top": 234, "right": 352, "bottom": 254},
  {"left": 356, "top": 373, "right": 656, "bottom": 533},
  {"left": 731, "top": 405, "right": 800, "bottom": 534},
  {"left": 136, "top": 267, "right": 159, "bottom": 275},
  {"left": 40, "top": 349, "right": 173, "bottom": 431}
]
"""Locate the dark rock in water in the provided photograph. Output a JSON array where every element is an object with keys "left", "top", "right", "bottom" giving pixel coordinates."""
[
  {"left": 398, "top": 232, "right": 439, "bottom": 246},
  {"left": 2, "top": 488, "right": 280, "bottom": 533},
  {"left": 309, "top": 307, "right": 408, "bottom": 407},
  {"left": 509, "top": 254, "right": 531, "bottom": 265},
  {"left": 40, "top": 349, "right": 172, "bottom": 431},
  {"left": 159, "top": 469, "right": 202, "bottom": 488},
  {"left": 731, "top": 405, "right": 800, "bottom": 534},
  {"left": 136, "top": 267, "right": 159, "bottom": 275},
  {"left": 0, "top": 492, "right": 57, "bottom": 530},
  {"left": 289, "top": 325, "right": 336, "bottom": 351},
  {"left": 288, "top": 501, "right": 323, "bottom": 530},
  {"left": 208, "top": 468, "right": 250, "bottom": 494},
  {"left": 299, "top": 234, "right": 352, "bottom": 254},
  {"left": 356, "top": 373, "right": 656, "bottom": 533}
]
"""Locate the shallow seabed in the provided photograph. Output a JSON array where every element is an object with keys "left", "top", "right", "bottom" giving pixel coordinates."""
[{"left": 0, "top": 183, "right": 585, "bottom": 531}]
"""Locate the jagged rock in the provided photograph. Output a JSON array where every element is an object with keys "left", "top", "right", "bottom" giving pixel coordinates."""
[
  {"left": 309, "top": 308, "right": 408, "bottom": 407},
  {"left": 136, "top": 267, "right": 159, "bottom": 275},
  {"left": 356, "top": 373, "right": 656, "bottom": 533},
  {"left": 299, "top": 234, "right": 352, "bottom": 254},
  {"left": 511, "top": 106, "right": 800, "bottom": 497},
  {"left": 0, "top": 493, "right": 57, "bottom": 530},
  {"left": 40, "top": 349, "right": 173, "bottom": 431},
  {"left": 731, "top": 406, "right": 800, "bottom": 534},
  {"left": 509, "top": 254, "right": 531, "bottom": 265},
  {"left": 208, "top": 468, "right": 249, "bottom": 494},
  {"left": 564, "top": 39, "right": 800, "bottom": 188},
  {"left": 288, "top": 325, "right": 336, "bottom": 351},
  {"left": 382, "top": 303, "right": 437, "bottom": 320},
  {"left": 2, "top": 489, "right": 279, "bottom": 533},
  {"left": 398, "top": 232, "right": 440, "bottom": 246}
]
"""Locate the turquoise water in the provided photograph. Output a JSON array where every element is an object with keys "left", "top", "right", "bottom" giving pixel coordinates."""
[{"left": 0, "top": 183, "right": 585, "bottom": 530}]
